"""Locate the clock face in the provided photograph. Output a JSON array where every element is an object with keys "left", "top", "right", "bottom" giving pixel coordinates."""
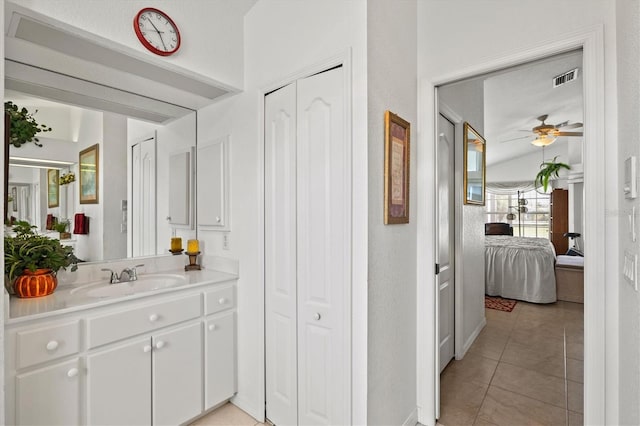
[{"left": 134, "top": 8, "right": 181, "bottom": 56}]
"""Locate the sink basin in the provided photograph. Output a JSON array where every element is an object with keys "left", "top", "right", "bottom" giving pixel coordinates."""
[{"left": 70, "top": 274, "right": 187, "bottom": 298}]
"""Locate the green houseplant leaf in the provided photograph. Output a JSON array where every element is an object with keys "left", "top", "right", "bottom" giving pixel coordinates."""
[
  {"left": 5, "top": 101, "right": 52, "bottom": 147},
  {"left": 535, "top": 156, "right": 571, "bottom": 192},
  {"left": 4, "top": 221, "right": 78, "bottom": 286}
]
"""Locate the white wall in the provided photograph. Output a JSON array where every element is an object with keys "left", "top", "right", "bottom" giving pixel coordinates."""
[
  {"left": 101, "top": 113, "right": 128, "bottom": 260},
  {"left": 616, "top": 0, "right": 639, "bottom": 424},
  {"left": 366, "top": 1, "right": 417, "bottom": 424},
  {"left": 73, "top": 109, "right": 104, "bottom": 262},
  {"left": 197, "top": 0, "right": 369, "bottom": 422},
  {"left": 11, "top": 0, "right": 251, "bottom": 89},
  {"left": 418, "top": 1, "right": 619, "bottom": 424},
  {"left": 439, "top": 79, "right": 486, "bottom": 354}
]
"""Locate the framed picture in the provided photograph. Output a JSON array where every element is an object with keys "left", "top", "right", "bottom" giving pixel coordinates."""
[
  {"left": 384, "top": 111, "right": 411, "bottom": 224},
  {"left": 47, "top": 169, "right": 59, "bottom": 208},
  {"left": 11, "top": 187, "right": 17, "bottom": 212},
  {"left": 79, "top": 144, "right": 99, "bottom": 204}
]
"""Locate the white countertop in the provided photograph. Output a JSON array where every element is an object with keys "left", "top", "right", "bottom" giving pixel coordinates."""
[{"left": 6, "top": 268, "right": 238, "bottom": 324}]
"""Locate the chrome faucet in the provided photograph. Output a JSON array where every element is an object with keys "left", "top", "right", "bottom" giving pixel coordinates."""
[
  {"left": 101, "top": 268, "right": 120, "bottom": 284},
  {"left": 120, "top": 264, "right": 145, "bottom": 282},
  {"left": 101, "top": 264, "right": 145, "bottom": 284}
]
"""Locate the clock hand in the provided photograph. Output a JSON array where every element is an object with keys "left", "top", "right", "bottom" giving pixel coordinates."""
[{"left": 146, "top": 19, "right": 168, "bottom": 51}]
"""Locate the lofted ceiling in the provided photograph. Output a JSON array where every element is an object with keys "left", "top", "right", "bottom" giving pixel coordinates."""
[{"left": 484, "top": 50, "right": 584, "bottom": 166}]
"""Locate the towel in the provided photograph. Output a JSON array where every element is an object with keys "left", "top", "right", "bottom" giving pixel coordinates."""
[
  {"left": 46, "top": 214, "right": 55, "bottom": 230},
  {"left": 73, "top": 213, "right": 89, "bottom": 234}
]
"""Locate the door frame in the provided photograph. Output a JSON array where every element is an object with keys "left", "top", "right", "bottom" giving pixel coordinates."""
[
  {"left": 260, "top": 49, "right": 357, "bottom": 424},
  {"left": 416, "top": 26, "right": 606, "bottom": 425}
]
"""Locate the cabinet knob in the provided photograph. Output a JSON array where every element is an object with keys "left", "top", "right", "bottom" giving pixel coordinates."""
[
  {"left": 166, "top": 216, "right": 171, "bottom": 221},
  {"left": 218, "top": 297, "right": 227, "bottom": 305},
  {"left": 155, "top": 341, "right": 165, "bottom": 350},
  {"left": 46, "top": 340, "right": 59, "bottom": 351},
  {"left": 314, "top": 313, "right": 321, "bottom": 321},
  {"left": 143, "top": 345, "right": 152, "bottom": 353},
  {"left": 216, "top": 216, "right": 221, "bottom": 223},
  {"left": 208, "top": 324, "right": 217, "bottom": 331},
  {"left": 67, "top": 368, "right": 78, "bottom": 378},
  {"left": 149, "top": 313, "right": 159, "bottom": 322}
]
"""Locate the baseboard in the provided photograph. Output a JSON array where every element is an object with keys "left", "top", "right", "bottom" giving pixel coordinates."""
[
  {"left": 230, "top": 394, "right": 265, "bottom": 423},
  {"left": 402, "top": 407, "right": 419, "bottom": 426},
  {"left": 459, "top": 316, "right": 487, "bottom": 358}
]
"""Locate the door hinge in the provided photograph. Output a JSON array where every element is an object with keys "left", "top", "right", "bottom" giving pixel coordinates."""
[{"left": 435, "top": 263, "right": 440, "bottom": 275}]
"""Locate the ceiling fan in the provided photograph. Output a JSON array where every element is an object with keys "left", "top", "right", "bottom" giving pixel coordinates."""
[{"left": 500, "top": 114, "right": 583, "bottom": 146}]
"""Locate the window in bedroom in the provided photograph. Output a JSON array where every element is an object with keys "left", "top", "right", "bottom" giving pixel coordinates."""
[{"left": 485, "top": 188, "right": 551, "bottom": 238}]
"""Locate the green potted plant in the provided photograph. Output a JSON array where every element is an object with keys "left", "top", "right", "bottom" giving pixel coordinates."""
[
  {"left": 4, "top": 221, "right": 78, "bottom": 298},
  {"left": 535, "top": 156, "right": 571, "bottom": 192},
  {"left": 5, "top": 101, "right": 52, "bottom": 147},
  {"left": 53, "top": 220, "right": 72, "bottom": 240}
]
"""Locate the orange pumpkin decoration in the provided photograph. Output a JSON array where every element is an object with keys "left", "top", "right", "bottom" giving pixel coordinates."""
[{"left": 13, "top": 269, "right": 57, "bottom": 298}]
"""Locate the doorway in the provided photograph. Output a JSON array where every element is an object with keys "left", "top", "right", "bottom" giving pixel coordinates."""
[{"left": 418, "top": 28, "right": 606, "bottom": 426}]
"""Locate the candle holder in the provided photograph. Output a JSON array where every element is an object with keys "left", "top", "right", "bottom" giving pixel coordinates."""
[
  {"left": 169, "top": 248, "right": 184, "bottom": 255},
  {"left": 184, "top": 251, "right": 201, "bottom": 271}
]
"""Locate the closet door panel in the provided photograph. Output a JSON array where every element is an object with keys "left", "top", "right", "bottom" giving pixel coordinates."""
[
  {"left": 265, "top": 82, "right": 298, "bottom": 426},
  {"left": 296, "top": 66, "right": 348, "bottom": 426}
]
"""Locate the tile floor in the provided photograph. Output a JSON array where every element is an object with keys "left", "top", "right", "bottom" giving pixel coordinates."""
[
  {"left": 189, "top": 402, "right": 266, "bottom": 426},
  {"left": 439, "top": 300, "right": 584, "bottom": 426}
]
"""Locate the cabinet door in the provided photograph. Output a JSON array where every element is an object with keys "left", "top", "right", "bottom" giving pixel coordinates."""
[
  {"left": 15, "top": 358, "right": 81, "bottom": 425},
  {"left": 197, "top": 137, "right": 229, "bottom": 229},
  {"left": 87, "top": 337, "right": 151, "bottom": 425},
  {"left": 205, "top": 311, "right": 236, "bottom": 409},
  {"left": 153, "top": 322, "right": 203, "bottom": 425}
]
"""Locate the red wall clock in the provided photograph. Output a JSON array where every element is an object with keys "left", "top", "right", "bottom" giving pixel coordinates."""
[{"left": 134, "top": 7, "right": 181, "bottom": 56}]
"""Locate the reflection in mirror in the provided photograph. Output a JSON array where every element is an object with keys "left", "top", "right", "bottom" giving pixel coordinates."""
[
  {"left": 5, "top": 92, "right": 197, "bottom": 262},
  {"left": 463, "top": 122, "right": 486, "bottom": 205}
]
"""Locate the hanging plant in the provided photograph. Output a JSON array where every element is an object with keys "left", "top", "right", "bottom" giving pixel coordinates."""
[
  {"left": 4, "top": 101, "right": 52, "bottom": 147},
  {"left": 535, "top": 156, "right": 571, "bottom": 192},
  {"left": 59, "top": 172, "right": 76, "bottom": 185}
]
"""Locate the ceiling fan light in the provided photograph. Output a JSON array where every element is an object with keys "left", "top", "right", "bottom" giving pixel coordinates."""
[{"left": 531, "top": 134, "right": 557, "bottom": 147}]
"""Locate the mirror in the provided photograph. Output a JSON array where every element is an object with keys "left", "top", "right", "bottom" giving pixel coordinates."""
[
  {"left": 4, "top": 92, "right": 197, "bottom": 263},
  {"left": 463, "top": 122, "right": 486, "bottom": 205}
]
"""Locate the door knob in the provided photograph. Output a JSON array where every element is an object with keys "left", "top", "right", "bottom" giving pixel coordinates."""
[
  {"left": 218, "top": 298, "right": 227, "bottom": 305},
  {"left": 46, "top": 340, "right": 59, "bottom": 351},
  {"left": 208, "top": 324, "right": 217, "bottom": 331},
  {"left": 67, "top": 368, "right": 79, "bottom": 378},
  {"left": 313, "top": 313, "right": 321, "bottom": 321},
  {"left": 155, "top": 341, "right": 165, "bottom": 350},
  {"left": 143, "top": 345, "right": 152, "bottom": 353},
  {"left": 149, "top": 313, "right": 159, "bottom": 322}
]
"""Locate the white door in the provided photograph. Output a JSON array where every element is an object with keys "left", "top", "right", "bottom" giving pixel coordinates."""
[
  {"left": 265, "top": 66, "right": 349, "bottom": 426},
  {"left": 437, "top": 113, "right": 455, "bottom": 373},
  {"left": 132, "top": 135, "right": 157, "bottom": 257},
  {"left": 265, "top": 81, "right": 298, "bottom": 426}
]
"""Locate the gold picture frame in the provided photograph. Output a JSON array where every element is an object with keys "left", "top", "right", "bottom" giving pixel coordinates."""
[
  {"left": 384, "top": 111, "right": 410, "bottom": 224},
  {"left": 463, "top": 122, "right": 486, "bottom": 205},
  {"left": 47, "top": 169, "right": 59, "bottom": 208},
  {"left": 79, "top": 144, "right": 99, "bottom": 204}
]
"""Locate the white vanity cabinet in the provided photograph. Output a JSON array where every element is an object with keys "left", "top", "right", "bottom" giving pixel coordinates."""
[{"left": 6, "top": 278, "right": 237, "bottom": 426}]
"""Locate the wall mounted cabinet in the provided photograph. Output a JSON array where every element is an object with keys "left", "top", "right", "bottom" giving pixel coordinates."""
[
  {"left": 197, "top": 136, "right": 230, "bottom": 231},
  {"left": 168, "top": 148, "right": 195, "bottom": 229}
]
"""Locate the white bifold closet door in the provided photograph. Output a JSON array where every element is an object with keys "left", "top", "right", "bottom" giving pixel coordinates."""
[{"left": 265, "top": 66, "right": 349, "bottom": 426}]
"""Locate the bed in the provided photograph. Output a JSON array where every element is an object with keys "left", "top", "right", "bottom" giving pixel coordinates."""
[{"left": 485, "top": 235, "right": 557, "bottom": 303}]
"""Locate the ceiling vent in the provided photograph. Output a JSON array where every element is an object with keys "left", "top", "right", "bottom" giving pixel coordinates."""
[{"left": 553, "top": 68, "right": 579, "bottom": 88}]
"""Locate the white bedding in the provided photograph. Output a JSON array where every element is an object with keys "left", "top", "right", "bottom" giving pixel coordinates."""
[{"left": 485, "top": 236, "right": 557, "bottom": 303}]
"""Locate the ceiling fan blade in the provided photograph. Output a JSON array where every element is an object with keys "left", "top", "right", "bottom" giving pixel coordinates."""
[
  {"left": 556, "top": 122, "right": 583, "bottom": 130},
  {"left": 554, "top": 131, "right": 583, "bottom": 137},
  {"left": 499, "top": 135, "right": 531, "bottom": 143}
]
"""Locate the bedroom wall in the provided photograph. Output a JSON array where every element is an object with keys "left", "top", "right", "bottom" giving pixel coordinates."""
[
  {"left": 486, "top": 142, "right": 568, "bottom": 183},
  {"left": 438, "top": 78, "right": 486, "bottom": 354},
  {"left": 616, "top": 0, "right": 640, "bottom": 423},
  {"left": 418, "top": 1, "right": 620, "bottom": 423}
]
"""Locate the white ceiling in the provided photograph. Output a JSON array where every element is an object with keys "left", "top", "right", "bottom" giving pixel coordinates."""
[{"left": 483, "top": 50, "right": 584, "bottom": 166}]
